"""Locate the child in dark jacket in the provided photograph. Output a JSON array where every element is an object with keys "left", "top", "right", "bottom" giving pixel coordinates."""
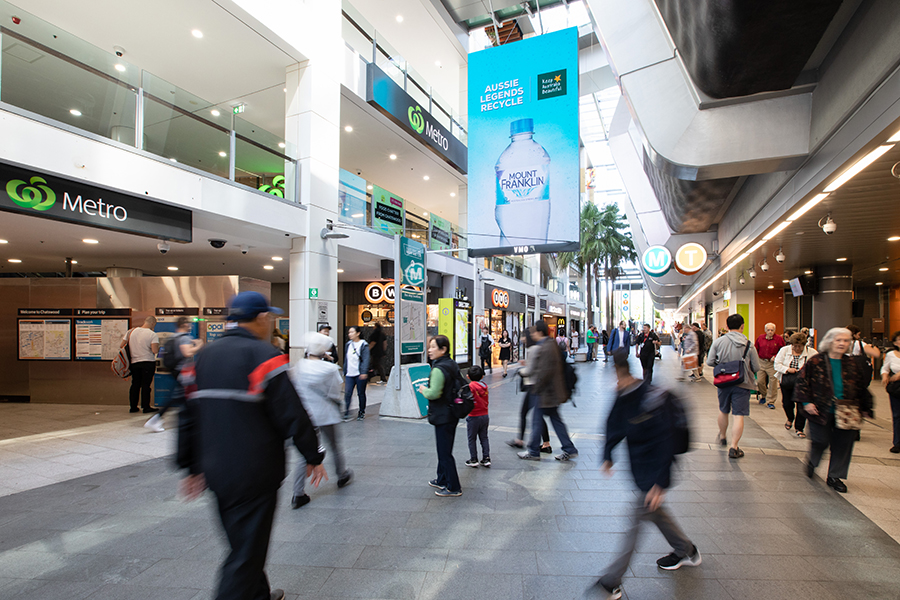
[{"left": 465, "top": 366, "right": 490, "bottom": 467}]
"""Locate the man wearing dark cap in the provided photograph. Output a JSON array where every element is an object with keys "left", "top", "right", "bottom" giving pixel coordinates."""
[
  {"left": 178, "top": 291, "right": 326, "bottom": 600},
  {"left": 317, "top": 323, "right": 339, "bottom": 364}
]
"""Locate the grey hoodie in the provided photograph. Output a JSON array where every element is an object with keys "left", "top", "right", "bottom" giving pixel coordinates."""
[{"left": 706, "top": 330, "right": 760, "bottom": 391}]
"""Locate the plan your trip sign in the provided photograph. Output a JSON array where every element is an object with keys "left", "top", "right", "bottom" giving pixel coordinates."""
[{"left": 0, "top": 161, "right": 192, "bottom": 242}]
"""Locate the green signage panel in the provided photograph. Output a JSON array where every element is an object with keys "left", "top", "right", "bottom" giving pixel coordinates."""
[
  {"left": 400, "top": 237, "right": 425, "bottom": 288},
  {"left": 372, "top": 185, "right": 405, "bottom": 236},
  {"left": 309, "top": 288, "right": 319, "bottom": 298},
  {"left": 408, "top": 364, "right": 433, "bottom": 417}
]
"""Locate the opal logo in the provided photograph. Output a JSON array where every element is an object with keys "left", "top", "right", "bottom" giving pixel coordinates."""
[
  {"left": 641, "top": 245, "right": 672, "bottom": 277},
  {"left": 7, "top": 176, "right": 56, "bottom": 211},
  {"left": 408, "top": 105, "right": 425, "bottom": 134}
]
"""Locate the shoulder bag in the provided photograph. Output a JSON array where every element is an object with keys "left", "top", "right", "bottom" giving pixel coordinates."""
[
  {"left": 713, "top": 341, "right": 751, "bottom": 388},
  {"left": 111, "top": 328, "right": 134, "bottom": 378},
  {"left": 835, "top": 402, "right": 862, "bottom": 430}
]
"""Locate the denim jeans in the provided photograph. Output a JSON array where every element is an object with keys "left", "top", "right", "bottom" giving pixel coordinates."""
[
  {"left": 343, "top": 375, "right": 367, "bottom": 416},
  {"left": 527, "top": 394, "right": 577, "bottom": 456},
  {"left": 434, "top": 421, "right": 461, "bottom": 492}
]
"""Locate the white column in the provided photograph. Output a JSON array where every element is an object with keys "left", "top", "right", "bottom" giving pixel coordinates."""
[{"left": 283, "top": 2, "right": 342, "bottom": 359}]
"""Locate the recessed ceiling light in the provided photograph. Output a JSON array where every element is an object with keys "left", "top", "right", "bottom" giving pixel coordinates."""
[
  {"left": 366, "top": 185, "right": 373, "bottom": 190},
  {"left": 782, "top": 280, "right": 789, "bottom": 283},
  {"left": 389, "top": 154, "right": 397, "bottom": 160},
  {"left": 263, "top": 265, "right": 274, "bottom": 270},
  {"left": 880, "top": 267, "right": 889, "bottom": 271},
  {"left": 804, "top": 270, "right": 812, "bottom": 274},
  {"left": 218, "top": 151, "right": 227, "bottom": 157},
  {"left": 169, "top": 157, "right": 178, "bottom": 163},
  {"left": 337, "top": 268, "right": 345, "bottom": 273},
  {"left": 71, "top": 260, "right": 77, "bottom": 264},
  {"left": 283, "top": 88, "right": 287, "bottom": 93},
  {"left": 435, "top": 60, "right": 441, "bottom": 67},
  {"left": 450, "top": 192, "right": 456, "bottom": 197},
  {"left": 351, "top": 213, "right": 364, "bottom": 218},
  {"left": 8, "top": 259, "right": 21, "bottom": 263},
  {"left": 344, "top": 125, "right": 353, "bottom": 132},
  {"left": 423, "top": 212, "right": 429, "bottom": 216},
  {"left": 876, "top": 282, "right": 884, "bottom": 286},
  {"left": 191, "top": 29, "right": 203, "bottom": 39},
  {"left": 272, "top": 256, "right": 283, "bottom": 261},
  {"left": 278, "top": 142, "right": 285, "bottom": 148},
  {"left": 69, "top": 109, "right": 81, "bottom": 116},
  {"left": 889, "top": 236, "right": 900, "bottom": 242},
  {"left": 0, "top": 239, "right": 7, "bottom": 244},
  {"left": 767, "top": 284, "right": 774, "bottom": 289},
  {"left": 168, "top": 266, "right": 179, "bottom": 271},
  {"left": 423, "top": 175, "right": 430, "bottom": 181},
  {"left": 396, "top": 15, "right": 404, "bottom": 22},
  {"left": 836, "top": 257, "right": 847, "bottom": 262},
  {"left": 83, "top": 238, "right": 99, "bottom": 244},
  {"left": 114, "top": 64, "right": 126, "bottom": 72}
]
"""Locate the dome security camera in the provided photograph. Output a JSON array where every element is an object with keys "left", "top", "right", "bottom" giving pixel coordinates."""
[
  {"left": 775, "top": 248, "right": 785, "bottom": 263},
  {"left": 240, "top": 245, "right": 249, "bottom": 255},
  {"left": 157, "top": 241, "right": 170, "bottom": 254},
  {"left": 760, "top": 259, "right": 769, "bottom": 272},
  {"left": 209, "top": 239, "right": 227, "bottom": 249},
  {"left": 113, "top": 46, "right": 125, "bottom": 57},
  {"left": 819, "top": 214, "right": 837, "bottom": 235},
  {"left": 748, "top": 267, "right": 757, "bottom": 279},
  {"left": 739, "top": 275, "right": 746, "bottom": 285}
]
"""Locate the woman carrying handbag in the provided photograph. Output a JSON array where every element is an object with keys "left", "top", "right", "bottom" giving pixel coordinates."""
[
  {"left": 880, "top": 330, "right": 900, "bottom": 454},
  {"left": 774, "top": 333, "right": 815, "bottom": 438},
  {"left": 794, "top": 328, "right": 873, "bottom": 493}
]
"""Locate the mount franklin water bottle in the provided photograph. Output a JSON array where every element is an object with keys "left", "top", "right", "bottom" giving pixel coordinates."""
[{"left": 494, "top": 118, "right": 550, "bottom": 247}]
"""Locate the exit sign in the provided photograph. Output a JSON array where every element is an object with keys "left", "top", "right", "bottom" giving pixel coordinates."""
[
  {"left": 309, "top": 288, "right": 318, "bottom": 298},
  {"left": 233, "top": 103, "right": 246, "bottom": 114}
]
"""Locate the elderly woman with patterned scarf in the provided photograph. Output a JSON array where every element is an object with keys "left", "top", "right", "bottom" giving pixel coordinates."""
[{"left": 794, "top": 327, "right": 873, "bottom": 493}]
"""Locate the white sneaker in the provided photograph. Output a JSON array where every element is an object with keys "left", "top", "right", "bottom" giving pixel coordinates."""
[{"left": 144, "top": 414, "right": 164, "bottom": 433}]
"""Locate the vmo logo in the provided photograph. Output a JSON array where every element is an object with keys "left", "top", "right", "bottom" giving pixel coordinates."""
[
  {"left": 641, "top": 245, "right": 672, "bottom": 277},
  {"left": 491, "top": 289, "right": 510, "bottom": 308},
  {"left": 365, "top": 282, "right": 395, "bottom": 304}
]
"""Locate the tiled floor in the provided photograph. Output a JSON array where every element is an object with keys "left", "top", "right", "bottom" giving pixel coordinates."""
[{"left": 0, "top": 349, "right": 898, "bottom": 599}]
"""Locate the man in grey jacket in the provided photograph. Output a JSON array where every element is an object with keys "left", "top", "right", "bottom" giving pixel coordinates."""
[{"left": 705, "top": 314, "right": 760, "bottom": 459}]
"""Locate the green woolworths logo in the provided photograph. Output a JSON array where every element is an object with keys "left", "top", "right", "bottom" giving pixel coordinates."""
[
  {"left": 7, "top": 176, "right": 56, "bottom": 211},
  {"left": 258, "top": 175, "right": 285, "bottom": 198},
  {"left": 408, "top": 105, "right": 425, "bottom": 134}
]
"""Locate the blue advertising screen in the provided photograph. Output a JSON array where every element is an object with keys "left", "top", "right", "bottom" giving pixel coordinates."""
[{"left": 467, "top": 28, "right": 580, "bottom": 257}]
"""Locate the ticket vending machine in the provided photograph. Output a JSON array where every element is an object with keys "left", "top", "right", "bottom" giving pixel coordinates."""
[
  {"left": 153, "top": 309, "right": 200, "bottom": 408},
  {"left": 437, "top": 298, "right": 472, "bottom": 367}
]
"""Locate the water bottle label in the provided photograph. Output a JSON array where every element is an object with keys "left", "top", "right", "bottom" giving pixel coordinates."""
[{"left": 495, "top": 167, "right": 549, "bottom": 204}]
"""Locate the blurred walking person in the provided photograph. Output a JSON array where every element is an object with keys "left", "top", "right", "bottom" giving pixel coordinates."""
[
  {"left": 882, "top": 330, "right": 900, "bottom": 453},
  {"left": 589, "top": 350, "right": 700, "bottom": 599},
  {"left": 177, "top": 291, "right": 326, "bottom": 600},
  {"left": 507, "top": 327, "right": 552, "bottom": 454},
  {"left": 290, "top": 332, "right": 353, "bottom": 509},
  {"left": 634, "top": 323, "right": 659, "bottom": 384}
]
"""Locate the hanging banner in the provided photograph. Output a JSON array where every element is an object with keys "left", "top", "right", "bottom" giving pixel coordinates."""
[
  {"left": 398, "top": 236, "right": 426, "bottom": 355},
  {"left": 429, "top": 213, "right": 452, "bottom": 251},
  {"left": 466, "top": 27, "right": 580, "bottom": 257},
  {"left": 372, "top": 185, "right": 405, "bottom": 236}
]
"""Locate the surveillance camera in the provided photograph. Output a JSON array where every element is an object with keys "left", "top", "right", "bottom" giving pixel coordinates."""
[
  {"left": 113, "top": 46, "right": 125, "bottom": 57},
  {"left": 209, "top": 239, "right": 227, "bottom": 249},
  {"left": 775, "top": 249, "right": 785, "bottom": 263},
  {"left": 712, "top": 291, "right": 720, "bottom": 297},
  {"left": 157, "top": 241, "right": 170, "bottom": 254},
  {"left": 760, "top": 259, "right": 769, "bottom": 272},
  {"left": 823, "top": 219, "right": 836, "bottom": 235},
  {"left": 356, "top": 170, "right": 362, "bottom": 176},
  {"left": 240, "top": 245, "right": 249, "bottom": 255},
  {"left": 748, "top": 267, "right": 757, "bottom": 279},
  {"left": 739, "top": 276, "right": 746, "bottom": 285}
]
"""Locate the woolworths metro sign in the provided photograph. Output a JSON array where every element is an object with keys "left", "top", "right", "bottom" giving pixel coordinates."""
[
  {"left": 366, "top": 63, "right": 467, "bottom": 175},
  {"left": 0, "top": 161, "right": 192, "bottom": 242}
]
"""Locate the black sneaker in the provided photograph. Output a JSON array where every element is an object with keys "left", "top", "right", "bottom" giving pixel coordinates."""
[
  {"left": 357, "top": 413, "right": 365, "bottom": 421},
  {"left": 540, "top": 446, "right": 553, "bottom": 454},
  {"left": 826, "top": 477, "right": 848, "bottom": 493},
  {"left": 129, "top": 407, "right": 140, "bottom": 413},
  {"left": 428, "top": 479, "right": 443, "bottom": 489},
  {"left": 480, "top": 457, "right": 491, "bottom": 468},
  {"left": 657, "top": 545, "right": 701, "bottom": 570},
  {"left": 291, "top": 494, "right": 310, "bottom": 509},
  {"left": 435, "top": 487, "right": 462, "bottom": 497},
  {"left": 465, "top": 459, "right": 479, "bottom": 468},
  {"left": 337, "top": 470, "right": 353, "bottom": 488},
  {"left": 891, "top": 446, "right": 900, "bottom": 454},
  {"left": 767, "top": 403, "right": 776, "bottom": 409}
]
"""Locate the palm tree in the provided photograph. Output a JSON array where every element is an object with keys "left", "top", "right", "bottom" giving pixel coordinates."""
[
  {"left": 595, "top": 204, "right": 636, "bottom": 332},
  {"left": 558, "top": 202, "right": 603, "bottom": 326}
]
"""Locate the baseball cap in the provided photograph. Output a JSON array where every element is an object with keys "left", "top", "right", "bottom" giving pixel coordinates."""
[
  {"left": 227, "top": 291, "right": 283, "bottom": 321},
  {"left": 317, "top": 323, "right": 331, "bottom": 332}
]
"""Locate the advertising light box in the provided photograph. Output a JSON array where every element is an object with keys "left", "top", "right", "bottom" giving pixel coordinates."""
[
  {"left": 467, "top": 28, "right": 580, "bottom": 257},
  {"left": 372, "top": 185, "right": 405, "bottom": 236}
]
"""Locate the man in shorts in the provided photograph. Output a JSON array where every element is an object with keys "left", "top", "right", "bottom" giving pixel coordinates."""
[{"left": 705, "top": 314, "right": 760, "bottom": 459}]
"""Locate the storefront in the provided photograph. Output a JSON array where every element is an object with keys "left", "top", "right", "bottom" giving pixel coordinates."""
[
  {"left": 568, "top": 307, "right": 585, "bottom": 345},
  {"left": 341, "top": 280, "right": 396, "bottom": 374},
  {"left": 542, "top": 301, "right": 566, "bottom": 338},
  {"left": 483, "top": 285, "right": 528, "bottom": 364}
]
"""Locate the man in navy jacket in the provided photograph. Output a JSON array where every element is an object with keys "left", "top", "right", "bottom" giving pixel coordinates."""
[
  {"left": 605, "top": 321, "right": 631, "bottom": 355},
  {"left": 589, "top": 350, "right": 700, "bottom": 600}
]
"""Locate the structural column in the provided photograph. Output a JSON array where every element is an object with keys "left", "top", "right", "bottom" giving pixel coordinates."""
[{"left": 812, "top": 264, "right": 853, "bottom": 336}]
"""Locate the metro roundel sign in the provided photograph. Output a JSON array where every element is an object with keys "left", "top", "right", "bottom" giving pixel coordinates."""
[
  {"left": 674, "top": 242, "right": 708, "bottom": 275},
  {"left": 641, "top": 245, "right": 672, "bottom": 277}
]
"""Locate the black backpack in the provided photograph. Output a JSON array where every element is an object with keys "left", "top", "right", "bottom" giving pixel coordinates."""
[
  {"left": 661, "top": 388, "right": 691, "bottom": 455},
  {"left": 161, "top": 333, "right": 186, "bottom": 372},
  {"left": 558, "top": 346, "right": 577, "bottom": 403},
  {"left": 451, "top": 381, "right": 475, "bottom": 419}
]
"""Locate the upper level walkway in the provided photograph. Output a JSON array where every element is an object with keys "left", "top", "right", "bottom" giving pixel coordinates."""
[{"left": 0, "top": 348, "right": 898, "bottom": 599}]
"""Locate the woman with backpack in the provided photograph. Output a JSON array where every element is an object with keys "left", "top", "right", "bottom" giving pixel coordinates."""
[{"left": 418, "top": 335, "right": 463, "bottom": 497}]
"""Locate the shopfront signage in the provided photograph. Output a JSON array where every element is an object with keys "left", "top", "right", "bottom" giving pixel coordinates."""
[
  {"left": 17, "top": 308, "right": 132, "bottom": 316},
  {"left": 0, "top": 161, "right": 192, "bottom": 242},
  {"left": 674, "top": 242, "right": 708, "bottom": 275},
  {"left": 365, "top": 281, "right": 396, "bottom": 304},
  {"left": 366, "top": 64, "right": 467, "bottom": 175},
  {"left": 569, "top": 308, "right": 584, "bottom": 319},
  {"left": 641, "top": 245, "right": 673, "bottom": 277},
  {"left": 429, "top": 213, "right": 452, "bottom": 251},
  {"left": 203, "top": 307, "right": 227, "bottom": 316},
  {"left": 547, "top": 304, "right": 564, "bottom": 316},
  {"left": 491, "top": 288, "right": 510, "bottom": 308},
  {"left": 466, "top": 27, "right": 579, "bottom": 257},
  {"left": 400, "top": 237, "right": 425, "bottom": 288}
]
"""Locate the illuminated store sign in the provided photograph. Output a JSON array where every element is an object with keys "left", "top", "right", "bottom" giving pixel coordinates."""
[
  {"left": 365, "top": 282, "right": 396, "bottom": 304},
  {"left": 491, "top": 288, "right": 510, "bottom": 308}
]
